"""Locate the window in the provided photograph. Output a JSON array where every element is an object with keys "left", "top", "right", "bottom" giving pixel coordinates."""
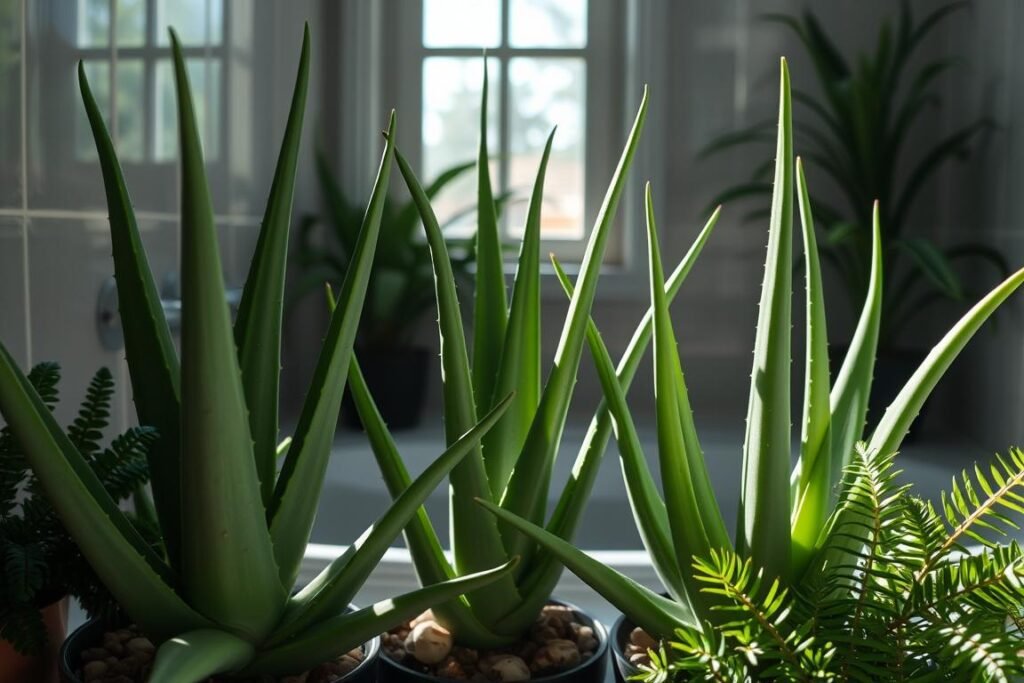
[
  {"left": 384, "top": 0, "right": 625, "bottom": 262},
  {"left": 71, "top": 0, "right": 225, "bottom": 164}
]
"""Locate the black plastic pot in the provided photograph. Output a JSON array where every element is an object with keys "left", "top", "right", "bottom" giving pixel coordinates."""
[
  {"left": 59, "top": 612, "right": 381, "bottom": 683},
  {"left": 341, "top": 346, "right": 430, "bottom": 431},
  {"left": 610, "top": 612, "right": 639, "bottom": 683},
  {"left": 378, "top": 599, "right": 608, "bottom": 683}
]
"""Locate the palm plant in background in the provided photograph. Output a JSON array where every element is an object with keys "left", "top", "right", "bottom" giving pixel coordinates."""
[
  {"left": 1, "top": 365, "right": 152, "bottom": 655},
  {"left": 0, "top": 27, "right": 517, "bottom": 683},
  {"left": 350, "top": 69, "right": 667, "bottom": 647},
  {"left": 702, "top": 1, "right": 1004, "bottom": 346},
  {"left": 481, "top": 59, "right": 1024, "bottom": 680}
]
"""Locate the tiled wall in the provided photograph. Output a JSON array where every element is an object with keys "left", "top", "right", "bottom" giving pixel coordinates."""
[{"left": 0, "top": 0, "right": 318, "bottom": 431}]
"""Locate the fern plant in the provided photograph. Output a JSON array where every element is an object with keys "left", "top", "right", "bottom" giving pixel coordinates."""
[
  {"left": 476, "top": 58, "right": 1024, "bottom": 681},
  {"left": 0, "top": 363, "right": 153, "bottom": 655},
  {"left": 640, "top": 447, "right": 1024, "bottom": 681}
]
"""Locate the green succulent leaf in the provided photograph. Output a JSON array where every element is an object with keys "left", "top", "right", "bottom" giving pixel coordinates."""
[
  {"left": 269, "top": 112, "right": 396, "bottom": 590},
  {"left": 79, "top": 60, "right": 183, "bottom": 565},
  {"left": 738, "top": 58, "right": 794, "bottom": 582},
  {"left": 148, "top": 629, "right": 254, "bottom": 683},
  {"left": 171, "top": 28, "right": 285, "bottom": 638},
  {"left": 234, "top": 24, "right": 310, "bottom": 504}
]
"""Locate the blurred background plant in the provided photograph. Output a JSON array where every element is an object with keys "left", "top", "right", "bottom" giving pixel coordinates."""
[
  {"left": 293, "top": 152, "right": 511, "bottom": 429},
  {"left": 701, "top": 0, "right": 1005, "bottom": 349},
  {"left": 0, "top": 364, "right": 154, "bottom": 655}
]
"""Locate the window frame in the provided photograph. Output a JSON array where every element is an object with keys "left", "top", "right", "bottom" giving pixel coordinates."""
[{"left": 336, "top": 0, "right": 670, "bottom": 300}]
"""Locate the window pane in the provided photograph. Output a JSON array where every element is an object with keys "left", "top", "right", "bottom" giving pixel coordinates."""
[
  {"left": 423, "top": 0, "right": 500, "bottom": 48},
  {"left": 508, "top": 57, "right": 585, "bottom": 239},
  {"left": 75, "top": 61, "right": 110, "bottom": 160},
  {"left": 156, "top": 0, "right": 224, "bottom": 46},
  {"left": 509, "top": 0, "right": 587, "bottom": 48},
  {"left": 422, "top": 57, "right": 499, "bottom": 236},
  {"left": 76, "top": 0, "right": 110, "bottom": 47},
  {"left": 155, "top": 59, "right": 221, "bottom": 161},
  {"left": 115, "top": 60, "right": 144, "bottom": 161},
  {"left": 116, "top": 0, "right": 146, "bottom": 47}
]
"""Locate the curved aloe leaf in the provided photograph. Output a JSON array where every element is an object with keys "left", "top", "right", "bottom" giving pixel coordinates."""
[
  {"left": 79, "top": 62, "right": 182, "bottom": 564},
  {"left": 828, "top": 205, "right": 882, "bottom": 486},
  {"left": 499, "top": 87, "right": 649, "bottom": 564},
  {"left": 738, "top": 58, "right": 793, "bottom": 582},
  {"left": 171, "top": 29, "right": 285, "bottom": 638},
  {"left": 234, "top": 25, "right": 310, "bottom": 504},
  {"left": 790, "top": 159, "right": 833, "bottom": 575},
  {"left": 646, "top": 184, "right": 726, "bottom": 612},
  {"left": 149, "top": 630, "right": 254, "bottom": 683},
  {"left": 0, "top": 343, "right": 208, "bottom": 641},
  {"left": 247, "top": 559, "right": 520, "bottom": 676},
  {"left": 269, "top": 113, "right": 395, "bottom": 590},
  {"left": 346, "top": 353, "right": 510, "bottom": 646},
  {"left": 472, "top": 65, "right": 509, "bottom": 414},
  {"left": 477, "top": 499, "right": 697, "bottom": 639},
  {"left": 868, "top": 266, "right": 1024, "bottom": 458},
  {"left": 503, "top": 210, "right": 721, "bottom": 631},
  {"left": 483, "top": 129, "right": 552, "bottom": 497},
  {"left": 273, "top": 393, "right": 516, "bottom": 643},
  {"left": 392, "top": 145, "right": 520, "bottom": 626}
]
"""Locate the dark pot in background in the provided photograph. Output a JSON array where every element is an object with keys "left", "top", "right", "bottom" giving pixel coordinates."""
[
  {"left": 610, "top": 613, "right": 639, "bottom": 683},
  {"left": 341, "top": 346, "right": 430, "bottom": 431},
  {"left": 378, "top": 599, "right": 608, "bottom": 683},
  {"left": 59, "top": 614, "right": 381, "bottom": 683},
  {"left": 0, "top": 597, "right": 67, "bottom": 683},
  {"left": 830, "top": 346, "right": 929, "bottom": 441}
]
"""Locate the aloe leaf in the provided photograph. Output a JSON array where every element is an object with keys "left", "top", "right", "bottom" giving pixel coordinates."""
[
  {"left": 269, "top": 113, "right": 396, "bottom": 590},
  {"left": 504, "top": 211, "right": 720, "bottom": 631},
  {"left": 273, "top": 393, "right": 515, "bottom": 643},
  {"left": 472, "top": 65, "right": 509, "bottom": 415},
  {"left": 170, "top": 30, "right": 285, "bottom": 638},
  {"left": 345, "top": 351, "right": 509, "bottom": 646},
  {"left": 499, "top": 87, "right": 649, "bottom": 564},
  {"left": 234, "top": 25, "right": 310, "bottom": 505},
  {"left": 828, "top": 205, "right": 882, "bottom": 488},
  {"left": 482, "top": 129, "right": 552, "bottom": 497},
  {"left": 79, "top": 62, "right": 182, "bottom": 564},
  {"left": 148, "top": 630, "right": 254, "bottom": 683},
  {"left": 0, "top": 343, "right": 208, "bottom": 641},
  {"left": 789, "top": 159, "right": 833, "bottom": 576},
  {"left": 392, "top": 145, "right": 520, "bottom": 624},
  {"left": 646, "top": 185, "right": 724, "bottom": 612},
  {"left": 477, "top": 499, "right": 697, "bottom": 639},
  {"left": 738, "top": 58, "right": 794, "bottom": 582},
  {"left": 868, "top": 265, "right": 1024, "bottom": 458},
  {"left": 554, "top": 257, "right": 685, "bottom": 600},
  {"left": 247, "top": 559, "right": 520, "bottom": 677}
]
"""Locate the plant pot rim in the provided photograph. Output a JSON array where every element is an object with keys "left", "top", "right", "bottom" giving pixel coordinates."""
[
  {"left": 379, "top": 597, "right": 608, "bottom": 683},
  {"left": 610, "top": 612, "right": 640, "bottom": 682},
  {"left": 59, "top": 604, "right": 381, "bottom": 683}
]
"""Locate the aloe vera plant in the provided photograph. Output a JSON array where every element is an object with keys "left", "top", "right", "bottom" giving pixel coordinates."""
[
  {"left": 477, "top": 58, "right": 1024, "bottom": 671},
  {"left": 349, "top": 68, "right": 690, "bottom": 648},
  {"left": 0, "top": 27, "right": 517, "bottom": 683}
]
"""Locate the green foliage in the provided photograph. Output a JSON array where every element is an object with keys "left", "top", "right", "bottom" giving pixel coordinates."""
[
  {"left": 0, "top": 26, "right": 517, "bottom": 682},
  {"left": 0, "top": 364, "right": 150, "bottom": 655},
  {"left": 294, "top": 151, "right": 494, "bottom": 349},
  {"left": 701, "top": 1, "right": 1006, "bottom": 346},
  {"left": 360, "top": 61, "right": 668, "bottom": 647},
  {"left": 639, "top": 447, "right": 1024, "bottom": 682},
  {"left": 477, "top": 57, "right": 1024, "bottom": 680}
]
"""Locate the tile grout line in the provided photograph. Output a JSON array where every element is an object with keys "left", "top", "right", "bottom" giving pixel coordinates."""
[{"left": 20, "top": 0, "right": 31, "bottom": 367}]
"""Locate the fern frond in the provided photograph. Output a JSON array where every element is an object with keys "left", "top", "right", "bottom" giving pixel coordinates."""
[
  {"left": 67, "top": 367, "right": 115, "bottom": 459},
  {"left": 2, "top": 541, "right": 48, "bottom": 603},
  {"left": 26, "top": 362, "right": 60, "bottom": 411},
  {"left": 0, "top": 604, "right": 47, "bottom": 655},
  {"left": 92, "top": 426, "right": 157, "bottom": 501}
]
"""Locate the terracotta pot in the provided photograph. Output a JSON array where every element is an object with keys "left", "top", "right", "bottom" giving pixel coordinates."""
[
  {"left": 59, "top": 606, "right": 380, "bottom": 683},
  {"left": 378, "top": 599, "right": 609, "bottom": 683},
  {"left": 0, "top": 597, "right": 69, "bottom": 683}
]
